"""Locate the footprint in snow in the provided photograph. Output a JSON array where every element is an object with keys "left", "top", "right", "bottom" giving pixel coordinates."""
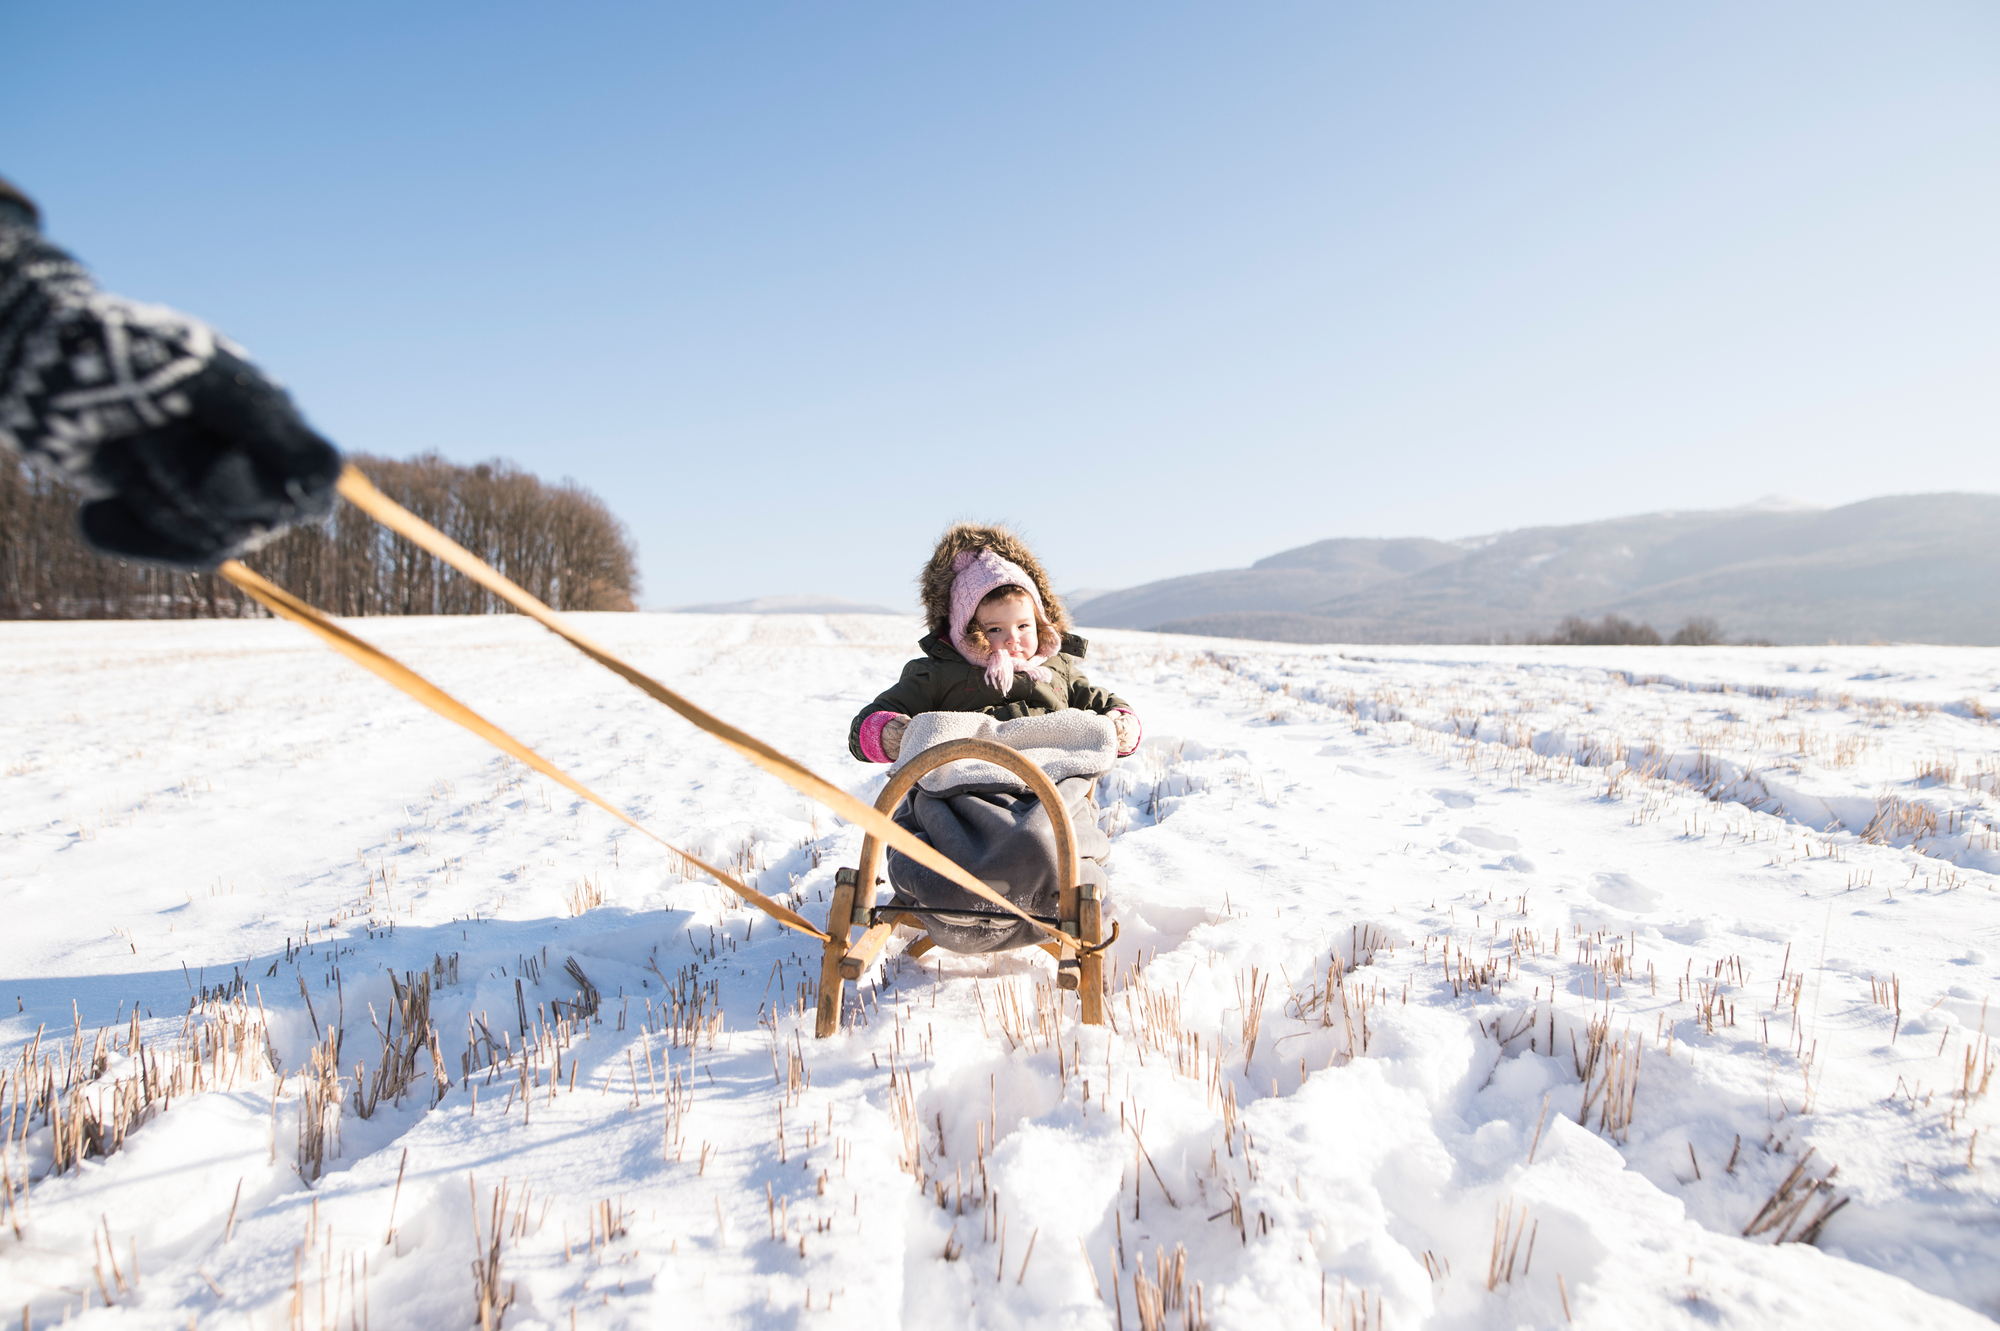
[
  {"left": 1337, "top": 763, "right": 1394, "bottom": 778},
  {"left": 1588, "top": 871, "right": 1663, "bottom": 913},
  {"left": 1454, "top": 825, "right": 1520, "bottom": 852}
]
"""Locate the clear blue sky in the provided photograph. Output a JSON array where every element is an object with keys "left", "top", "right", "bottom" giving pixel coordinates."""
[{"left": 5, "top": 3, "right": 1995, "bottom": 609}]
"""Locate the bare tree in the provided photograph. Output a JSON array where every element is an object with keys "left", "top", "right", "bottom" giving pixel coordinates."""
[
  {"left": 0, "top": 452, "right": 639, "bottom": 619},
  {"left": 1530, "top": 614, "right": 1663, "bottom": 646},
  {"left": 1669, "top": 616, "right": 1724, "bottom": 646}
]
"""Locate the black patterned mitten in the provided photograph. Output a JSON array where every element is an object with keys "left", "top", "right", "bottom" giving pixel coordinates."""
[{"left": 0, "top": 178, "right": 342, "bottom": 567}]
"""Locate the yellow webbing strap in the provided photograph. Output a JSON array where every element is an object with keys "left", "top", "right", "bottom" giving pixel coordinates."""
[
  {"left": 215, "top": 559, "right": 829, "bottom": 943},
  {"left": 334, "top": 464, "right": 1067, "bottom": 947}
]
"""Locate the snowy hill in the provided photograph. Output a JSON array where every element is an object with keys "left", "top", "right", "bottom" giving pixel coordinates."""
[
  {"left": 2, "top": 615, "right": 1998, "bottom": 1327},
  {"left": 1072, "top": 493, "right": 2000, "bottom": 645},
  {"left": 667, "top": 594, "right": 902, "bottom": 615}
]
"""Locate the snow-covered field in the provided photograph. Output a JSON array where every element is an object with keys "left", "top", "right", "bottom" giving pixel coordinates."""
[{"left": 3, "top": 614, "right": 1998, "bottom": 1329}]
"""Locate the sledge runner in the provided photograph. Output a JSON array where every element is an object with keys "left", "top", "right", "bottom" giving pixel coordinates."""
[{"left": 0, "top": 175, "right": 341, "bottom": 567}]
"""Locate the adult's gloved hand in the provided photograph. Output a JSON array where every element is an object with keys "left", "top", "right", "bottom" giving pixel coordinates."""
[
  {"left": 0, "top": 178, "right": 342, "bottom": 567},
  {"left": 72, "top": 342, "right": 343, "bottom": 566}
]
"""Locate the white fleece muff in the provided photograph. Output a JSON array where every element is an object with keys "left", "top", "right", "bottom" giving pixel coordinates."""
[{"left": 890, "top": 709, "right": 1119, "bottom": 795}]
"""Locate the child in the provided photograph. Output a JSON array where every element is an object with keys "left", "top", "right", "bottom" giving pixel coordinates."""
[{"left": 849, "top": 522, "right": 1142, "bottom": 763}]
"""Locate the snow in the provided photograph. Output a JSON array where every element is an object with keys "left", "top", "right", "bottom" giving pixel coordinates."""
[{"left": 2, "top": 615, "right": 1997, "bottom": 1329}]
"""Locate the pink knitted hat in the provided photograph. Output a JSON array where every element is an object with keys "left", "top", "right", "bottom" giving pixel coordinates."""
[{"left": 948, "top": 550, "right": 1062, "bottom": 693}]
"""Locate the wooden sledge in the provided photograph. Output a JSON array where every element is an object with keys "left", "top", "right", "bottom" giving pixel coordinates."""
[{"left": 814, "top": 737, "right": 1110, "bottom": 1037}]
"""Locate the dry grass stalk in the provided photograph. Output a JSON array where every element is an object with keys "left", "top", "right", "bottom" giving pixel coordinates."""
[
  {"left": 17, "top": 965, "right": 479, "bottom": 1201},
  {"left": 353, "top": 970, "right": 443, "bottom": 1118},
  {"left": 471, "top": 1178, "right": 517, "bottom": 1330},
  {"left": 562, "top": 876, "right": 605, "bottom": 917},
  {"left": 1236, "top": 969, "right": 1270, "bottom": 1074},
  {"left": 1116, "top": 974, "right": 1220, "bottom": 1089},
  {"left": 1526, "top": 1093, "right": 1551, "bottom": 1163},
  {"left": 1131, "top": 1244, "right": 1204, "bottom": 1331},
  {"left": 1288, "top": 952, "right": 1346, "bottom": 1026},
  {"left": 1741, "top": 1148, "right": 1847, "bottom": 1245},
  {"left": 1914, "top": 752, "right": 1960, "bottom": 787},
  {"left": 559, "top": 957, "right": 601, "bottom": 1022},
  {"left": 1572, "top": 1018, "right": 1640, "bottom": 1141},
  {"left": 92, "top": 1218, "right": 133, "bottom": 1305},
  {"left": 1692, "top": 978, "right": 1735, "bottom": 1033},
  {"left": 593, "top": 1196, "right": 628, "bottom": 1245},
  {"left": 1958, "top": 1028, "right": 1994, "bottom": 1109},
  {"left": 778, "top": 1030, "right": 809, "bottom": 1106},
  {"left": 298, "top": 1028, "right": 344, "bottom": 1181},
  {"left": 1486, "top": 1199, "right": 1536, "bottom": 1289},
  {"left": 1208, "top": 1180, "right": 1247, "bottom": 1245},
  {"left": 1216, "top": 1080, "right": 1248, "bottom": 1168},
  {"left": 14, "top": 994, "right": 277, "bottom": 1180},
  {"left": 1326, "top": 1277, "right": 1382, "bottom": 1330},
  {"left": 644, "top": 959, "right": 724, "bottom": 1049},
  {"left": 886, "top": 1059, "right": 922, "bottom": 1179},
  {"left": 1337, "top": 980, "right": 1375, "bottom": 1058},
  {"left": 1859, "top": 796, "right": 1945, "bottom": 848},
  {"left": 1125, "top": 1121, "right": 1178, "bottom": 1211},
  {"left": 984, "top": 975, "right": 1061, "bottom": 1054},
  {"left": 1868, "top": 973, "right": 1902, "bottom": 1040},
  {"left": 1446, "top": 942, "right": 1502, "bottom": 998},
  {"left": 1285, "top": 932, "right": 1396, "bottom": 1066}
]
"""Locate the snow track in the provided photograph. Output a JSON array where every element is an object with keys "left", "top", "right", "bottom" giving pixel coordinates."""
[{"left": 2, "top": 617, "right": 1997, "bottom": 1328}]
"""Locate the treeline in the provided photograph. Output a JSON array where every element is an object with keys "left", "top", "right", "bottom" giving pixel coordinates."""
[
  {"left": 0, "top": 452, "right": 639, "bottom": 619},
  {"left": 1526, "top": 614, "right": 1728, "bottom": 646}
]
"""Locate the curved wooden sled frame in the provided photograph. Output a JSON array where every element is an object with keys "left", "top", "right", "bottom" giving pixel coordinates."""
[{"left": 814, "top": 737, "right": 1107, "bottom": 1036}]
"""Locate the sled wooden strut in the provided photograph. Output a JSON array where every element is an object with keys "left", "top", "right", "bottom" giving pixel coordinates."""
[{"left": 813, "top": 738, "right": 1106, "bottom": 1037}]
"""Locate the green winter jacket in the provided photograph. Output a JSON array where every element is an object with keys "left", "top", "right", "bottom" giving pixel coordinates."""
[{"left": 848, "top": 633, "right": 1131, "bottom": 762}]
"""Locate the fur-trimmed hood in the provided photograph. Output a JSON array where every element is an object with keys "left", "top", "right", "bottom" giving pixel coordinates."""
[{"left": 920, "top": 522, "right": 1071, "bottom": 641}]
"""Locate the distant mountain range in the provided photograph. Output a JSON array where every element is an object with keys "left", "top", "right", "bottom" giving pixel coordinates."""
[{"left": 1068, "top": 493, "right": 2000, "bottom": 646}]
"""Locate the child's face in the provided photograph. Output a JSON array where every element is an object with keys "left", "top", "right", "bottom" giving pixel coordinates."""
[{"left": 976, "top": 590, "right": 1039, "bottom": 661}]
